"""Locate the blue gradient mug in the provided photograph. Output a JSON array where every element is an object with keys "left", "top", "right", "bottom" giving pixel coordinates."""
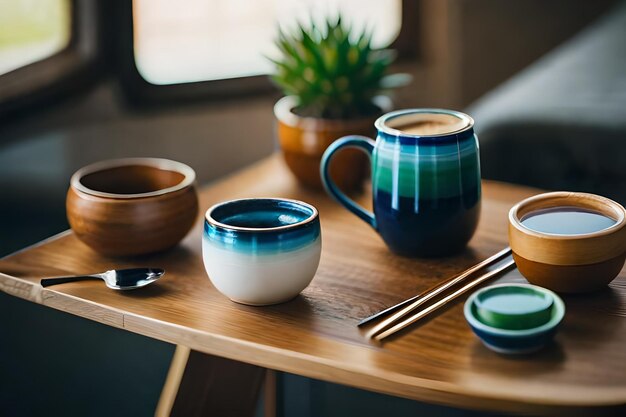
[{"left": 321, "top": 109, "right": 481, "bottom": 257}]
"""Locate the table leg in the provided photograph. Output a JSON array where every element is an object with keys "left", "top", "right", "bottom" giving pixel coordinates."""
[
  {"left": 263, "top": 370, "right": 277, "bottom": 417},
  {"left": 155, "top": 345, "right": 269, "bottom": 417}
]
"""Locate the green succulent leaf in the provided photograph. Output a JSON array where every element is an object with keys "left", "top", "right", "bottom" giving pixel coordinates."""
[
  {"left": 268, "top": 15, "right": 410, "bottom": 119},
  {"left": 380, "top": 73, "right": 413, "bottom": 89}
]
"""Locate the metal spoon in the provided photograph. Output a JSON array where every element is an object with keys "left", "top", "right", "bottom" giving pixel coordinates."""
[{"left": 40, "top": 268, "right": 164, "bottom": 290}]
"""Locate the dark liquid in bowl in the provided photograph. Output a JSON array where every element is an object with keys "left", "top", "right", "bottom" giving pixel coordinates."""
[{"left": 521, "top": 207, "right": 616, "bottom": 235}]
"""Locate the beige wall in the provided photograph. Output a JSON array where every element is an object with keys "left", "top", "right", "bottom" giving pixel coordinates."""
[{"left": 417, "top": 0, "right": 617, "bottom": 108}]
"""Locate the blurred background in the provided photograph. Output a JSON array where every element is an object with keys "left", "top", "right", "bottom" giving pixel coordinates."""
[{"left": 1, "top": 1, "right": 624, "bottom": 416}]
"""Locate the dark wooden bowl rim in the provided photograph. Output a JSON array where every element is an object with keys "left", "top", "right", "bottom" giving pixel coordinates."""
[
  {"left": 509, "top": 191, "right": 626, "bottom": 241},
  {"left": 71, "top": 157, "right": 196, "bottom": 200}
]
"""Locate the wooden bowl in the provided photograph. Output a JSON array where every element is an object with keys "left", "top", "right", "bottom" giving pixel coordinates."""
[
  {"left": 509, "top": 192, "right": 626, "bottom": 293},
  {"left": 67, "top": 158, "right": 199, "bottom": 257}
]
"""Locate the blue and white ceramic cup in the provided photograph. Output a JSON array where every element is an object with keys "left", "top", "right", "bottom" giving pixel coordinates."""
[
  {"left": 321, "top": 109, "right": 481, "bottom": 257},
  {"left": 202, "top": 198, "right": 321, "bottom": 305}
]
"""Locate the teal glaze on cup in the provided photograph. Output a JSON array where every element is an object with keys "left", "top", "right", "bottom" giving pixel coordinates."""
[
  {"left": 474, "top": 285, "right": 554, "bottom": 330},
  {"left": 464, "top": 284, "right": 565, "bottom": 355},
  {"left": 321, "top": 109, "right": 481, "bottom": 257},
  {"left": 202, "top": 198, "right": 321, "bottom": 305}
]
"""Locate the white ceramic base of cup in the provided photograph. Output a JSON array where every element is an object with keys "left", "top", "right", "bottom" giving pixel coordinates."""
[{"left": 202, "top": 237, "right": 321, "bottom": 306}]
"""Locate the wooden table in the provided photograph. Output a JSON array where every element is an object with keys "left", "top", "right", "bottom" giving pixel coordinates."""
[{"left": 1, "top": 155, "right": 625, "bottom": 416}]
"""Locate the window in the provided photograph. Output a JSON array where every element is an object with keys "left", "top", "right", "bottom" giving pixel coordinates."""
[
  {"left": 133, "top": 0, "right": 402, "bottom": 85},
  {"left": 0, "top": 2, "right": 411, "bottom": 116},
  {"left": 0, "top": 0, "right": 71, "bottom": 75},
  {"left": 0, "top": 0, "right": 100, "bottom": 125}
]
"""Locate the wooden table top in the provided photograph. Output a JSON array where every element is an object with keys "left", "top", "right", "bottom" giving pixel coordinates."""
[{"left": 1, "top": 155, "right": 625, "bottom": 416}]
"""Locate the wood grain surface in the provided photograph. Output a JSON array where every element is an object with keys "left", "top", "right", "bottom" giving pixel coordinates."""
[{"left": 1, "top": 154, "right": 625, "bottom": 416}]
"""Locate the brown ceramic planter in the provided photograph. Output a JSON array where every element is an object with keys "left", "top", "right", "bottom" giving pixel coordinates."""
[
  {"left": 67, "top": 158, "right": 199, "bottom": 257},
  {"left": 274, "top": 96, "right": 390, "bottom": 190}
]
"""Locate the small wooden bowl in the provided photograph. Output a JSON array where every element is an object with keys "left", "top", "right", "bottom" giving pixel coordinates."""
[
  {"left": 509, "top": 192, "right": 626, "bottom": 293},
  {"left": 67, "top": 158, "right": 199, "bottom": 257}
]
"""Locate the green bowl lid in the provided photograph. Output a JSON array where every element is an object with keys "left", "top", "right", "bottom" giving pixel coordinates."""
[{"left": 473, "top": 284, "right": 554, "bottom": 330}]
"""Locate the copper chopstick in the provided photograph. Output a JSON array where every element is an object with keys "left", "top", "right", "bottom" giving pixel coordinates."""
[
  {"left": 373, "top": 258, "right": 516, "bottom": 341},
  {"left": 362, "top": 246, "right": 513, "bottom": 339}
]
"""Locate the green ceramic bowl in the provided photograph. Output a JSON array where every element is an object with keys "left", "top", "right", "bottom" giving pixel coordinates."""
[
  {"left": 464, "top": 286, "right": 565, "bottom": 355},
  {"left": 473, "top": 284, "right": 554, "bottom": 330}
]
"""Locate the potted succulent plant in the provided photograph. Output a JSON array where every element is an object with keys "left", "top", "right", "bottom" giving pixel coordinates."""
[{"left": 270, "top": 17, "right": 409, "bottom": 190}]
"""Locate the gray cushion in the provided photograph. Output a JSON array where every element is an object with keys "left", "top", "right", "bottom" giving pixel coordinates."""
[{"left": 467, "top": 1, "right": 626, "bottom": 203}]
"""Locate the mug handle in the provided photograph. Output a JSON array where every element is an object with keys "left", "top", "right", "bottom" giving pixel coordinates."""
[{"left": 320, "top": 135, "right": 377, "bottom": 230}]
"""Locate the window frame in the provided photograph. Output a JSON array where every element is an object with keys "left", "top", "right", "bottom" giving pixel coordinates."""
[
  {"left": 0, "top": 0, "right": 101, "bottom": 123},
  {"left": 115, "top": 0, "right": 419, "bottom": 107}
]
